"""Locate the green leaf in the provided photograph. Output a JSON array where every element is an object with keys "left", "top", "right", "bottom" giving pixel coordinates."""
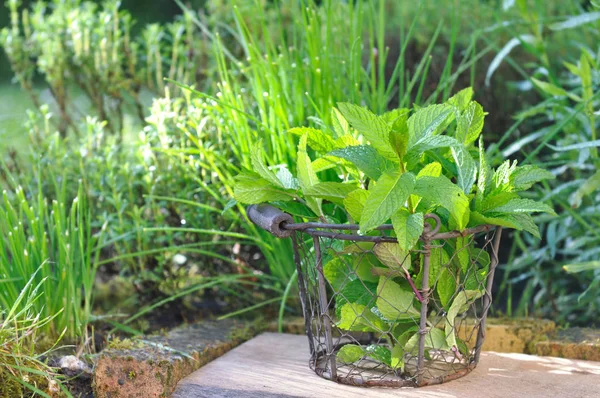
[
  {"left": 531, "top": 78, "right": 582, "bottom": 102},
  {"left": 297, "top": 134, "right": 323, "bottom": 217},
  {"left": 427, "top": 246, "right": 451, "bottom": 288},
  {"left": 464, "top": 249, "right": 490, "bottom": 291},
  {"left": 324, "top": 258, "right": 352, "bottom": 291},
  {"left": 417, "top": 162, "right": 442, "bottom": 178},
  {"left": 337, "top": 303, "right": 387, "bottom": 332},
  {"left": 455, "top": 101, "right": 485, "bottom": 145},
  {"left": 445, "top": 290, "right": 482, "bottom": 349},
  {"left": 374, "top": 242, "right": 412, "bottom": 271},
  {"left": 547, "top": 140, "right": 600, "bottom": 152},
  {"left": 337, "top": 344, "right": 365, "bottom": 363},
  {"left": 233, "top": 172, "right": 294, "bottom": 204},
  {"left": 271, "top": 201, "right": 316, "bottom": 219},
  {"left": 469, "top": 211, "right": 540, "bottom": 238},
  {"left": 331, "top": 107, "right": 350, "bottom": 137},
  {"left": 509, "top": 165, "right": 555, "bottom": 191},
  {"left": 405, "top": 136, "right": 461, "bottom": 168},
  {"left": 570, "top": 170, "right": 600, "bottom": 208},
  {"left": 275, "top": 166, "right": 299, "bottom": 190},
  {"left": 436, "top": 268, "right": 456, "bottom": 308},
  {"left": 414, "top": 175, "right": 470, "bottom": 230},
  {"left": 336, "top": 279, "right": 378, "bottom": 314},
  {"left": 407, "top": 104, "right": 455, "bottom": 146},
  {"left": 492, "top": 160, "right": 517, "bottom": 192},
  {"left": 328, "top": 145, "right": 395, "bottom": 180},
  {"left": 451, "top": 146, "right": 477, "bottom": 194},
  {"left": 563, "top": 261, "right": 600, "bottom": 273},
  {"left": 251, "top": 142, "right": 283, "bottom": 187},
  {"left": 353, "top": 254, "right": 383, "bottom": 283},
  {"left": 405, "top": 328, "right": 449, "bottom": 355},
  {"left": 376, "top": 277, "right": 420, "bottom": 321},
  {"left": 337, "top": 103, "right": 397, "bottom": 160},
  {"left": 386, "top": 108, "right": 410, "bottom": 158},
  {"left": 476, "top": 192, "right": 519, "bottom": 213},
  {"left": 391, "top": 209, "right": 424, "bottom": 252},
  {"left": 311, "top": 155, "right": 345, "bottom": 172},
  {"left": 344, "top": 189, "right": 369, "bottom": 222},
  {"left": 453, "top": 236, "right": 471, "bottom": 274},
  {"left": 391, "top": 343, "right": 405, "bottom": 370},
  {"left": 360, "top": 171, "right": 416, "bottom": 233},
  {"left": 365, "top": 344, "right": 392, "bottom": 367},
  {"left": 288, "top": 127, "right": 336, "bottom": 153},
  {"left": 491, "top": 198, "right": 556, "bottom": 216},
  {"left": 549, "top": 11, "right": 600, "bottom": 30},
  {"left": 304, "top": 182, "right": 359, "bottom": 204},
  {"left": 477, "top": 136, "right": 490, "bottom": 199},
  {"left": 447, "top": 87, "right": 474, "bottom": 112}
]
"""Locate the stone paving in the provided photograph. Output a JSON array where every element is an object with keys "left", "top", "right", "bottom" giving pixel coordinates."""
[{"left": 173, "top": 333, "right": 600, "bottom": 398}]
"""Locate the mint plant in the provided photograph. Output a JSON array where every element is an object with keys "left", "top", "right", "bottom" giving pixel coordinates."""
[{"left": 234, "top": 87, "right": 555, "bottom": 370}]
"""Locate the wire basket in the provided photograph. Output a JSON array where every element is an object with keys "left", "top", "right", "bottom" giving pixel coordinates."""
[{"left": 248, "top": 204, "right": 502, "bottom": 388}]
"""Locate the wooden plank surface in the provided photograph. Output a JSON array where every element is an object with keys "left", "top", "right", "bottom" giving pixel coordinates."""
[{"left": 173, "top": 333, "right": 600, "bottom": 398}]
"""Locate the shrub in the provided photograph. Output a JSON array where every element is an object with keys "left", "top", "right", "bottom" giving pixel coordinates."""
[{"left": 233, "top": 88, "right": 555, "bottom": 361}]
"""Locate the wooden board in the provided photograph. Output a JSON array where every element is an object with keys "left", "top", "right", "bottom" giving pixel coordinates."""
[{"left": 174, "top": 333, "right": 600, "bottom": 398}]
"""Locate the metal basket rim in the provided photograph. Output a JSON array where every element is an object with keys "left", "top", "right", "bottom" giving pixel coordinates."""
[{"left": 281, "top": 219, "right": 496, "bottom": 243}]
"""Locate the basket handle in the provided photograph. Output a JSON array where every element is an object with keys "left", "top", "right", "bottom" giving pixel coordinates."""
[{"left": 247, "top": 204, "right": 294, "bottom": 238}]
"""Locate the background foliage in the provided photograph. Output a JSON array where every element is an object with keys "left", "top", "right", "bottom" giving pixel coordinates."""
[{"left": 0, "top": 2, "right": 599, "bottom": 393}]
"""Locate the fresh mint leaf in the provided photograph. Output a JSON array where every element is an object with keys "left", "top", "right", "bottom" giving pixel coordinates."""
[
  {"left": 275, "top": 166, "right": 299, "bottom": 190},
  {"left": 477, "top": 136, "right": 491, "bottom": 199},
  {"left": 405, "top": 135, "right": 461, "bottom": 168},
  {"left": 491, "top": 198, "right": 556, "bottom": 216},
  {"left": 491, "top": 160, "right": 517, "bottom": 192},
  {"left": 337, "top": 103, "right": 398, "bottom": 161},
  {"left": 336, "top": 344, "right": 365, "bottom": 363},
  {"left": 406, "top": 327, "right": 449, "bottom": 355},
  {"left": 407, "top": 103, "right": 454, "bottom": 146},
  {"left": 386, "top": 108, "right": 410, "bottom": 158},
  {"left": 336, "top": 279, "right": 378, "bottom": 316},
  {"left": 436, "top": 268, "right": 456, "bottom": 308},
  {"left": 331, "top": 107, "right": 350, "bottom": 137},
  {"left": 455, "top": 101, "right": 485, "bottom": 145},
  {"left": 376, "top": 277, "right": 420, "bottom": 321},
  {"left": 233, "top": 172, "right": 294, "bottom": 204},
  {"left": 328, "top": 145, "right": 396, "bottom": 180},
  {"left": 476, "top": 191, "right": 519, "bottom": 213},
  {"left": 337, "top": 303, "right": 387, "bottom": 332},
  {"left": 360, "top": 171, "right": 416, "bottom": 233},
  {"left": 509, "top": 165, "right": 555, "bottom": 191},
  {"left": 414, "top": 175, "right": 470, "bottom": 230},
  {"left": 288, "top": 127, "right": 337, "bottom": 153},
  {"left": 445, "top": 290, "right": 482, "bottom": 349},
  {"left": 365, "top": 344, "right": 392, "bottom": 367},
  {"left": 374, "top": 242, "right": 412, "bottom": 271},
  {"left": 297, "top": 134, "right": 323, "bottom": 217},
  {"left": 391, "top": 209, "right": 424, "bottom": 252},
  {"left": 391, "top": 343, "right": 405, "bottom": 370},
  {"left": 304, "top": 182, "right": 359, "bottom": 204},
  {"left": 271, "top": 200, "right": 316, "bottom": 219},
  {"left": 324, "top": 258, "right": 352, "bottom": 291},
  {"left": 451, "top": 145, "right": 477, "bottom": 194},
  {"left": 251, "top": 142, "right": 283, "bottom": 188},
  {"left": 447, "top": 87, "right": 474, "bottom": 111},
  {"left": 344, "top": 189, "right": 369, "bottom": 222}
]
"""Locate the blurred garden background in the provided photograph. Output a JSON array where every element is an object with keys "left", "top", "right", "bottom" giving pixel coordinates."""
[{"left": 0, "top": 0, "right": 598, "bottom": 395}]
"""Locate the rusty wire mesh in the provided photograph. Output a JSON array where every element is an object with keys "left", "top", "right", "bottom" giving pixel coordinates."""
[
  {"left": 290, "top": 219, "right": 501, "bottom": 387},
  {"left": 248, "top": 205, "right": 502, "bottom": 388}
]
